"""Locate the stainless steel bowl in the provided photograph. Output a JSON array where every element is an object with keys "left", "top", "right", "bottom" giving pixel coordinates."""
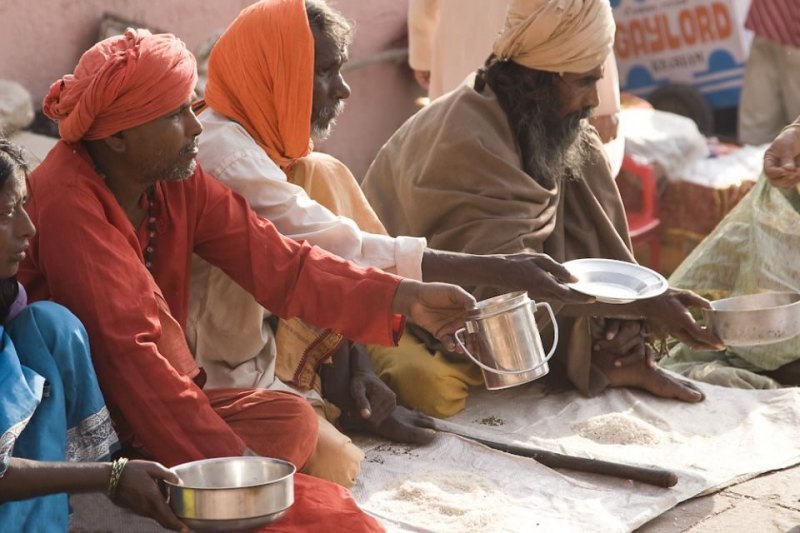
[
  {"left": 703, "top": 292, "right": 800, "bottom": 347},
  {"left": 165, "top": 456, "right": 295, "bottom": 532}
]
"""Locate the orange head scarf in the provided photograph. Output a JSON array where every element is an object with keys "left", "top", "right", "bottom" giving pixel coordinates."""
[
  {"left": 43, "top": 29, "right": 197, "bottom": 143},
  {"left": 204, "top": 0, "right": 314, "bottom": 169}
]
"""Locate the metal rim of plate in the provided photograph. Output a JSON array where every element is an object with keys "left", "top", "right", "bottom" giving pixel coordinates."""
[
  {"left": 562, "top": 258, "right": 668, "bottom": 304},
  {"left": 181, "top": 509, "right": 290, "bottom": 532}
]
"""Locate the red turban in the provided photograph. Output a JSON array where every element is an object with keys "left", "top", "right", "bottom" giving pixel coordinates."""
[{"left": 43, "top": 29, "right": 198, "bottom": 143}]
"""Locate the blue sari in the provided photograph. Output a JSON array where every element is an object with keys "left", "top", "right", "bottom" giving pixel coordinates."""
[{"left": 0, "top": 300, "right": 119, "bottom": 532}]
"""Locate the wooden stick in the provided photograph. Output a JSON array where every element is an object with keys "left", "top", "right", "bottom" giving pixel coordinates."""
[{"left": 435, "top": 423, "right": 678, "bottom": 488}]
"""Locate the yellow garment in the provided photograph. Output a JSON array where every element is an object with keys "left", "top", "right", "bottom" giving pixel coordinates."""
[
  {"left": 303, "top": 407, "right": 364, "bottom": 488},
  {"left": 368, "top": 332, "right": 483, "bottom": 419},
  {"left": 274, "top": 317, "right": 342, "bottom": 393},
  {"left": 493, "top": 0, "right": 614, "bottom": 74},
  {"left": 287, "top": 153, "right": 388, "bottom": 235}
]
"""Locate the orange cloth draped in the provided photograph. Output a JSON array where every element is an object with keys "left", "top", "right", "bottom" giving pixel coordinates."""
[
  {"left": 43, "top": 29, "right": 197, "bottom": 143},
  {"left": 286, "top": 153, "right": 390, "bottom": 236},
  {"left": 204, "top": 0, "right": 313, "bottom": 168},
  {"left": 267, "top": 473, "right": 384, "bottom": 532},
  {"left": 20, "top": 141, "right": 404, "bottom": 468},
  {"left": 206, "top": 388, "right": 318, "bottom": 467}
]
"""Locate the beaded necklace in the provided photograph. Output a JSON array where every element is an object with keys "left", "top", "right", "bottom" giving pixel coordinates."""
[
  {"left": 143, "top": 186, "right": 157, "bottom": 271},
  {"left": 91, "top": 155, "right": 157, "bottom": 271}
]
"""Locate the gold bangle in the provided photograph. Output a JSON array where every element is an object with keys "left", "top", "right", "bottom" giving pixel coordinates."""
[{"left": 108, "top": 457, "right": 129, "bottom": 499}]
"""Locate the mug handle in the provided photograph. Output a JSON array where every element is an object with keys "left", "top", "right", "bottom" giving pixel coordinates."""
[
  {"left": 454, "top": 312, "right": 557, "bottom": 376},
  {"left": 533, "top": 301, "right": 559, "bottom": 363}
]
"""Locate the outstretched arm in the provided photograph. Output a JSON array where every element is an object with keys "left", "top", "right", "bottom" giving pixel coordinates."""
[
  {"left": 421, "top": 249, "right": 592, "bottom": 305},
  {"left": 0, "top": 458, "right": 186, "bottom": 531},
  {"left": 560, "top": 288, "right": 724, "bottom": 351}
]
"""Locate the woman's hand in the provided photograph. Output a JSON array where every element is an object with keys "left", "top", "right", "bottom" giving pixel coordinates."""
[{"left": 114, "top": 460, "right": 186, "bottom": 532}]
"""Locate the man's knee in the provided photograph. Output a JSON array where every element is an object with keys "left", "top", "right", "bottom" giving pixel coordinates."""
[
  {"left": 11, "top": 301, "right": 85, "bottom": 339},
  {"left": 279, "top": 394, "right": 319, "bottom": 463},
  {"left": 303, "top": 415, "right": 364, "bottom": 488},
  {"left": 8, "top": 302, "right": 92, "bottom": 369}
]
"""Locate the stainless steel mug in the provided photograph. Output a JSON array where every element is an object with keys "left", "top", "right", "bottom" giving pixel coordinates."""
[{"left": 454, "top": 291, "right": 558, "bottom": 390}]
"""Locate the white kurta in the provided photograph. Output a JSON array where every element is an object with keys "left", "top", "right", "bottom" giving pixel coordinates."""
[{"left": 187, "top": 109, "right": 426, "bottom": 394}]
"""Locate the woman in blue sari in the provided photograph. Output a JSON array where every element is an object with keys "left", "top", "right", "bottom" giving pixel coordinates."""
[{"left": 0, "top": 138, "right": 185, "bottom": 532}]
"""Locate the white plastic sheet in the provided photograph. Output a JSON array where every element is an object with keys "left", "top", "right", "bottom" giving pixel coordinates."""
[{"left": 354, "top": 380, "right": 800, "bottom": 532}]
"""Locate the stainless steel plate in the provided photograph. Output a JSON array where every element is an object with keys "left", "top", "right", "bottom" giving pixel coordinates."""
[{"left": 563, "top": 258, "right": 669, "bottom": 304}]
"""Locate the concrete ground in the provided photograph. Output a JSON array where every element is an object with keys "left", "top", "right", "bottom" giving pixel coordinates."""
[{"left": 638, "top": 464, "right": 800, "bottom": 532}]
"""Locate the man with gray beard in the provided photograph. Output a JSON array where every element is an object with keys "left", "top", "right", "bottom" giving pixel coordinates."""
[{"left": 362, "top": 0, "right": 723, "bottom": 411}]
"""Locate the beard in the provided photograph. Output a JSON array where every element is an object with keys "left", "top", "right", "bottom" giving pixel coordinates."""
[
  {"left": 483, "top": 62, "right": 592, "bottom": 189},
  {"left": 310, "top": 99, "right": 345, "bottom": 142},
  {"left": 146, "top": 140, "right": 198, "bottom": 183},
  {"left": 515, "top": 103, "right": 591, "bottom": 189}
]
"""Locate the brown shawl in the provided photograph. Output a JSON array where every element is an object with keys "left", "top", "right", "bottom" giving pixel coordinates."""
[{"left": 362, "top": 76, "right": 634, "bottom": 395}]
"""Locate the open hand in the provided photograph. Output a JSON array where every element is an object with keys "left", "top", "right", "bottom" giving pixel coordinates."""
[
  {"left": 369, "top": 406, "right": 437, "bottom": 445},
  {"left": 114, "top": 460, "right": 186, "bottom": 532},
  {"left": 350, "top": 366, "right": 397, "bottom": 426},
  {"left": 392, "top": 280, "right": 475, "bottom": 349},
  {"left": 502, "top": 252, "right": 594, "bottom": 304},
  {"left": 763, "top": 123, "right": 800, "bottom": 189},
  {"left": 635, "top": 288, "right": 723, "bottom": 351}
]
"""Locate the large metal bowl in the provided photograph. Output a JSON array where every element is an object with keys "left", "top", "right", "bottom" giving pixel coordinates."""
[
  {"left": 165, "top": 457, "right": 295, "bottom": 532},
  {"left": 703, "top": 292, "right": 800, "bottom": 347}
]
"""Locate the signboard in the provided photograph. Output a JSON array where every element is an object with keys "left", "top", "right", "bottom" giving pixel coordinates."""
[{"left": 612, "top": 0, "right": 754, "bottom": 108}]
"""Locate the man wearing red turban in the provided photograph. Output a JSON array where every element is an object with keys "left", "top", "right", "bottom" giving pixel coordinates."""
[{"left": 21, "top": 28, "right": 478, "bottom": 531}]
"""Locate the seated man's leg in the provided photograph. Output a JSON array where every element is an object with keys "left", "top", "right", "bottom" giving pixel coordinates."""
[
  {"left": 367, "top": 331, "right": 483, "bottom": 418},
  {"left": 207, "top": 389, "right": 318, "bottom": 469},
  {"left": 303, "top": 407, "right": 364, "bottom": 488},
  {"left": 276, "top": 473, "right": 383, "bottom": 532}
]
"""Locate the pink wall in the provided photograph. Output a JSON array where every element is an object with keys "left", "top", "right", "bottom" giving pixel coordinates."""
[{"left": 0, "top": 0, "right": 420, "bottom": 180}]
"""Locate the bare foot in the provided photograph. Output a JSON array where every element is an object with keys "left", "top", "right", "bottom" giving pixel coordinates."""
[
  {"left": 595, "top": 350, "right": 705, "bottom": 403},
  {"left": 371, "top": 406, "right": 437, "bottom": 444}
]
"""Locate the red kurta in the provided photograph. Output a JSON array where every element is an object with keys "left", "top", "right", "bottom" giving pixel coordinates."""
[{"left": 20, "top": 141, "right": 403, "bottom": 467}]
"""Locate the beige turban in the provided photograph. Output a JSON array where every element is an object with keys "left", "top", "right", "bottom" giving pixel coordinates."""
[{"left": 493, "top": 0, "right": 615, "bottom": 74}]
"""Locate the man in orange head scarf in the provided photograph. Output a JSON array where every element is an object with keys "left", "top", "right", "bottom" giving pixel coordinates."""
[
  {"left": 21, "top": 27, "right": 484, "bottom": 532},
  {"left": 190, "top": 0, "right": 594, "bottom": 488}
]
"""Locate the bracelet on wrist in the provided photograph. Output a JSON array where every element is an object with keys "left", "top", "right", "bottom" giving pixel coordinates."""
[{"left": 107, "top": 457, "right": 129, "bottom": 499}]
